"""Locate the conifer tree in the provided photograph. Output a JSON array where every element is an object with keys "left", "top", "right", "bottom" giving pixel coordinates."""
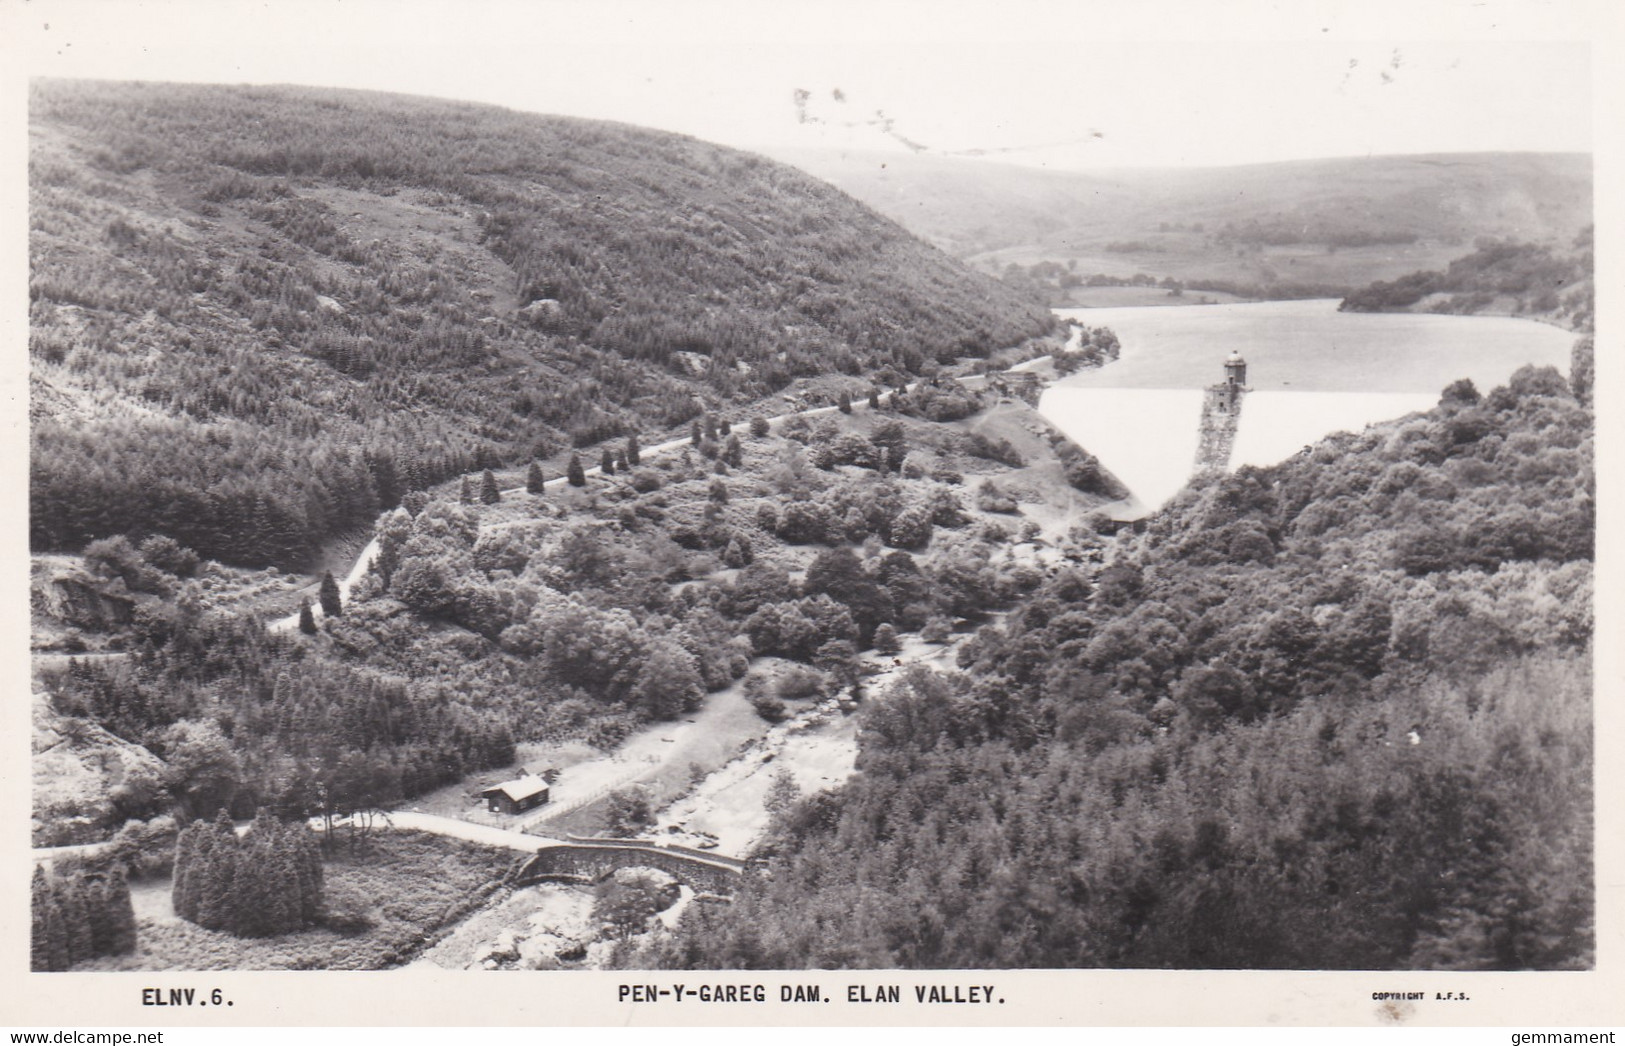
[
  {"left": 28, "top": 867, "right": 137, "bottom": 970},
  {"left": 691, "top": 420, "right": 703, "bottom": 445},
  {"left": 261, "top": 846, "right": 299, "bottom": 936},
  {"left": 601, "top": 448, "right": 616, "bottom": 475},
  {"left": 625, "top": 435, "right": 641, "bottom": 466},
  {"left": 172, "top": 812, "right": 322, "bottom": 937},
  {"left": 197, "top": 812, "right": 239, "bottom": 931},
  {"left": 31, "top": 866, "right": 60, "bottom": 972},
  {"left": 172, "top": 823, "right": 200, "bottom": 922},
  {"left": 318, "top": 571, "right": 342, "bottom": 618},
  {"left": 718, "top": 419, "right": 731, "bottom": 436},
  {"left": 103, "top": 871, "right": 137, "bottom": 955},
  {"left": 724, "top": 434, "right": 744, "bottom": 468},
  {"left": 296, "top": 824, "right": 324, "bottom": 923},
  {"left": 869, "top": 388, "right": 881, "bottom": 409},
  {"left": 750, "top": 416, "right": 771, "bottom": 438},
  {"left": 526, "top": 461, "right": 545, "bottom": 494},
  {"left": 703, "top": 414, "right": 719, "bottom": 442},
  {"left": 723, "top": 534, "right": 753, "bottom": 568},
  {"left": 479, "top": 469, "right": 501, "bottom": 504},
  {"left": 60, "top": 876, "right": 94, "bottom": 964},
  {"left": 298, "top": 599, "right": 317, "bottom": 635},
  {"left": 839, "top": 391, "right": 853, "bottom": 414},
  {"left": 458, "top": 476, "right": 473, "bottom": 504},
  {"left": 567, "top": 453, "right": 586, "bottom": 487},
  {"left": 85, "top": 877, "right": 114, "bottom": 957}
]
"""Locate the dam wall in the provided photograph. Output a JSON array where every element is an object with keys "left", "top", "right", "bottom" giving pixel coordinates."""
[
  {"left": 1230, "top": 392, "right": 1437, "bottom": 469},
  {"left": 1194, "top": 386, "right": 1243, "bottom": 473},
  {"left": 1038, "top": 387, "right": 1205, "bottom": 511}
]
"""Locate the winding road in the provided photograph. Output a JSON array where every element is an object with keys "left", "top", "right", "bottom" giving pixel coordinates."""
[{"left": 268, "top": 393, "right": 897, "bottom": 633}]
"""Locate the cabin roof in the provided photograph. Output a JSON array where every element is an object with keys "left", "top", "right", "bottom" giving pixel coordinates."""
[{"left": 479, "top": 776, "right": 549, "bottom": 802}]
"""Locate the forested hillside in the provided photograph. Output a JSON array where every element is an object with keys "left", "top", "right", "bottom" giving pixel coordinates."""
[
  {"left": 40, "top": 387, "right": 1115, "bottom": 845},
  {"left": 1339, "top": 231, "right": 1594, "bottom": 330},
  {"left": 634, "top": 359, "right": 1593, "bottom": 970},
  {"left": 29, "top": 80, "right": 1053, "bottom": 567}
]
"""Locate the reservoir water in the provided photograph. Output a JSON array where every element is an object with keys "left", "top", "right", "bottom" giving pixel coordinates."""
[{"left": 1040, "top": 299, "right": 1577, "bottom": 512}]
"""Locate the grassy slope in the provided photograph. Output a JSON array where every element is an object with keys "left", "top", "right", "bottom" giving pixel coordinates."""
[
  {"left": 29, "top": 80, "right": 1054, "bottom": 567},
  {"left": 774, "top": 147, "right": 1592, "bottom": 292},
  {"left": 81, "top": 831, "right": 514, "bottom": 971}
]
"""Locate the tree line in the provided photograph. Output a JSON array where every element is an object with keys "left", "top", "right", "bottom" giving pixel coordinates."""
[
  {"left": 31, "top": 865, "right": 137, "bottom": 971},
  {"left": 172, "top": 812, "right": 324, "bottom": 937}
]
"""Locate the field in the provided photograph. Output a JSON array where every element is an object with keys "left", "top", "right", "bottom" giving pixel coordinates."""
[
  {"left": 78, "top": 830, "right": 514, "bottom": 971},
  {"left": 974, "top": 238, "right": 1472, "bottom": 296},
  {"left": 1052, "top": 285, "right": 1249, "bottom": 309},
  {"left": 408, "top": 667, "right": 774, "bottom": 838}
]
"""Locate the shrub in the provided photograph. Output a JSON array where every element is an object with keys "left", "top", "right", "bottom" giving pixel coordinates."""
[
  {"left": 84, "top": 535, "right": 166, "bottom": 593},
  {"left": 603, "top": 790, "right": 653, "bottom": 837},
  {"left": 138, "top": 535, "right": 200, "bottom": 578},
  {"left": 976, "top": 480, "right": 1019, "bottom": 514},
  {"left": 320, "top": 881, "right": 377, "bottom": 935},
  {"left": 595, "top": 869, "right": 680, "bottom": 938},
  {"left": 775, "top": 664, "right": 829, "bottom": 701},
  {"left": 777, "top": 502, "right": 832, "bottom": 545},
  {"left": 749, "top": 690, "right": 788, "bottom": 723},
  {"left": 887, "top": 504, "right": 934, "bottom": 550}
]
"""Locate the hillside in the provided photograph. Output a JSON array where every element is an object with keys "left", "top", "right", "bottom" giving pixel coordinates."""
[
  {"left": 29, "top": 80, "right": 1055, "bottom": 568},
  {"left": 1339, "top": 232, "right": 1594, "bottom": 330},
  {"left": 773, "top": 148, "right": 1593, "bottom": 300},
  {"left": 32, "top": 689, "right": 168, "bottom": 848},
  {"left": 635, "top": 361, "right": 1594, "bottom": 971},
  {"left": 37, "top": 381, "right": 1120, "bottom": 853}
]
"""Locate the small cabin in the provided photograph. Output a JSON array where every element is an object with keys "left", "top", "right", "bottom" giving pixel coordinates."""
[{"left": 478, "top": 775, "right": 550, "bottom": 815}]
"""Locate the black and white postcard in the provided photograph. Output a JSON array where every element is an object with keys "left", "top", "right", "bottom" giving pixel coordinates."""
[{"left": 3, "top": 0, "right": 1620, "bottom": 1032}]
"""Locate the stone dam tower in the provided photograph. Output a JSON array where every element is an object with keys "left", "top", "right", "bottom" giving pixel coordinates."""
[{"left": 1195, "top": 351, "right": 1249, "bottom": 472}]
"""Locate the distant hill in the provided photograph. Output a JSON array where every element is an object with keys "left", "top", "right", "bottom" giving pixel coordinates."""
[
  {"left": 772, "top": 148, "right": 1593, "bottom": 297},
  {"left": 29, "top": 81, "right": 1054, "bottom": 567},
  {"left": 1339, "top": 233, "right": 1593, "bottom": 330}
]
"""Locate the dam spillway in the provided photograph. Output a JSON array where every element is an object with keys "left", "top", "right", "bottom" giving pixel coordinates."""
[
  {"left": 1039, "top": 386, "right": 1439, "bottom": 515},
  {"left": 1040, "top": 388, "right": 1207, "bottom": 511},
  {"left": 1230, "top": 391, "right": 1439, "bottom": 469}
]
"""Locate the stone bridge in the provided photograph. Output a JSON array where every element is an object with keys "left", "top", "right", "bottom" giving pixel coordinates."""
[{"left": 510, "top": 839, "right": 746, "bottom": 894}]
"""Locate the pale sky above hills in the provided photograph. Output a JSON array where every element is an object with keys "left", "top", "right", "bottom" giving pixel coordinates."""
[{"left": 3, "top": 0, "right": 1601, "bottom": 171}]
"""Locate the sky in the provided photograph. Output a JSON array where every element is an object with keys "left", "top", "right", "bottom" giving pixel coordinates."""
[{"left": 1, "top": 0, "right": 1602, "bottom": 170}]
